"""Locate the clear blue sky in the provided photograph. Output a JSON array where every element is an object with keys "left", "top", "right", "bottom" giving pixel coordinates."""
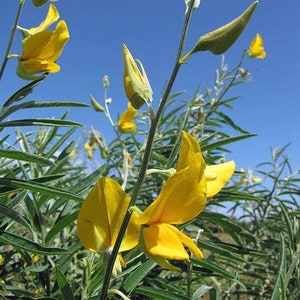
[{"left": 1, "top": 0, "right": 300, "bottom": 173}]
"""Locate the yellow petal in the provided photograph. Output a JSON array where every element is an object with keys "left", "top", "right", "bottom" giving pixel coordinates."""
[
  {"left": 20, "top": 58, "right": 60, "bottom": 74},
  {"left": 118, "top": 102, "right": 137, "bottom": 133},
  {"left": 137, "top": 131, "right": 207, "bottom": 225},
  {"left": 77, "top": 177, "right": 139, "bottom": 252},
  {"left": 205, "top": 161, "right": 235, "bottom": 198},
  {"left": 248, "top": 33, "right": 266, "bottom": 59},
  {"left": 28, "top": 4, "right": 60, "bottom": 35},
  {"left": 140, "top": 223, "right": 202, "bottom": 271},
  {"left": 120, "top": 210, "right": 141, "bottom": 252}
]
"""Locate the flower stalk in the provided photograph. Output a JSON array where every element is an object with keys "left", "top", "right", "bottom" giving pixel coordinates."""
[{"left": 0, "top": 0, "right": 25, "bottom": 81}]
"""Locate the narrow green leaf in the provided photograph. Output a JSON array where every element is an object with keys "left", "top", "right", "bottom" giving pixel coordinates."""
[
  {"left": 0, "top": 178, "right": 83, "bottom": 202},
  {"left": 191, "top": 258, "right": 235, "bottom": 280},
  {"left": 0, "top": 101, "right": 89, "bottom": 121},
  {"left": 3, "top": 77, "right": 44, "bottom": 107},
  {"left": 271, "top": 234, "right": 287, "bottom": 300},
  {"left": 123, "top": 259, "right": 156, "bottom": 292},
  {"left": 201, "top": 133, "right": 256, "bottom": 152},
  {"left": 279, "top": 201, "right": 294, "bottom": 245},
  {"left": 0, "top": 203, "right": 32, "bottom": 230},
  {"left": 134, "top": 286, "right": 190, "bottom": 300},
  {"left": 0, "top": 118, "right": 83, "bottom": 128},
  {"left": 45, "top": 211, "right": 78, "bottom": 244},
  {"left": 56, "top": 265, "right": 75, "bottom": 300},
  {"left": 0, "top": 148, "right": 55, "bottom": 166},
  {"left": 0, "top": 230, "right": 69, "bottom": 255}
]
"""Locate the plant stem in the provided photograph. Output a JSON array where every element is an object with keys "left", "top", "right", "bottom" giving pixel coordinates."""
[
  {"left": 0, "top": 0, "right": 25, "bottom": 81},
  {"left": 99, "top": 1, "right": 196, "bottom": 299}
]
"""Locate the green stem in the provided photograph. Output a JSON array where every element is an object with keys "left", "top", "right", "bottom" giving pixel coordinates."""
[
  {"left": 99, "top": 1, "right": 196, "bottom": 299},
  {"left": 0, "top": 0, "right": 25, "bottom": 81}
]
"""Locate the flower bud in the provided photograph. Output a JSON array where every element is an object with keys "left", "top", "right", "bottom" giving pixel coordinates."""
[
  {"left": 123, "top": 44, "right": 152, "bottom": 109},
  {"left": 90, "top": 95, "right": 105, "bottom": 112}
]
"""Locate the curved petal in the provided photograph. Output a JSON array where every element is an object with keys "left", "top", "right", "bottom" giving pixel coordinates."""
[
  {"left": 118, "top": 102, "right": 137, "bottom": 133},
  {"left": 140, "top": 223, "right": 202, "bottom": 271},
  {"left": 205, "top": 161, "right": 235, "bottom": 198},
  {"left": 39, "top": 20, "right": 70, "bottom": 62},
  {"left": 119, "top": 210, "right": 140, "bottom": 252},
  {"left": 137, "top": 132, "right": 206, "bottom": 225},
  {"left": 20, "top": 58, "right": 60, "bottom": 74},
  {"left": 77, "top": 177, "right": 132, "bottom": 252},
  {"left": 28, "top": 4, "right": 60, "bottom": 35}
]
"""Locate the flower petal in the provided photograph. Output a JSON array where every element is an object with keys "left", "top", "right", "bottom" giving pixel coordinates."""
[
  {"left": 137, "top": 131, "right": 206, "bottom": 225},
  {"left": 28, "top": 4, "right": 60, "bottom": 35},
  {"left": 118, "top": 102, "right": 137, "bottom": 133},
  {"left": 205, "top": 161, "right": 235, "bottom": 198},
  {"left": 77, "top": 177, "right": 138, "bottom": 252},
  {"left": 140, "top": 223, "right": 202, "bottom": 271}
]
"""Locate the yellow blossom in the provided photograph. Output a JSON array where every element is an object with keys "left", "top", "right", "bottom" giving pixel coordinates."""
[
  {"left": 0, "top": 254, "right": 3, "bottom": 265},
  {"left": 84, "top": 142, "right": 94, "bottom": 159},
  {"left": 77, "top": 177, "right": 140, "bottom": 275},
  {"left": 123, "top": 44, "right": 152, "bottom": 109},
  {"left": 248, "top": 33, "right": 266, "bottom": 59},
  {"left": 136, "top": 132, "right": 235, "bottom": 271},
  {"left": 17, "top": 4, "right": 69, "bottom": 80},
  {"left": 118, "top": 102, "right": 137, "bottom": 133},
  {"left": 69, "top": 149, "right": 77, "bottom": 158}
]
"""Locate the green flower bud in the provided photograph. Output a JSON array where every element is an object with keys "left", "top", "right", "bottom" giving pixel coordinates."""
[
  {"left": 32, "top": 0, "right": 49, "bottom": 7},
  {"left": 90, "top": 94, "right": 105, "bottom": 112}
]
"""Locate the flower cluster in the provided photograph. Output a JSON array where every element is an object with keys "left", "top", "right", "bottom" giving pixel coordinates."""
[{"left": 77, "top": 131, "right": 235, "bottom": 272}]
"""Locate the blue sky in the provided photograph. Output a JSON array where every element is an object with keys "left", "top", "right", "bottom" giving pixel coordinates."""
[{"left": 1, "top": 0, "right": 300, "bottom": 174}]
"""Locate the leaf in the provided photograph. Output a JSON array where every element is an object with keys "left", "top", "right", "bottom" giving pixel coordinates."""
[
  {"left": 56, "top": 265, "right": 75, "bottom": 300},
  {"left": 45, "top": 211, "right": 78, "bottom": 244},
  {"left": 123, "top": 259, "right": 156, "bottom": 292},
  {"left": 134, "top": 286, "right": 190, "bottom": 300},
  {"left": 0, "top": 203, "right": 32, "bottom": 230},
  {"left": 271, "top": 234, "right": 287, "bottom": 300},
  {"left": 201, "top": 133, "right": 257, "bottom": 152},
  {"left": 191, "top": 258, "right": 235, "bottom": 280},
  {"left": 0, "top": 177, "right": 83, "bottom": 202},
  {"left": 0, "top": 118, "right": 84, "bottom": 128},
  {"left": 0, "top": 101, "right": 89, "bottom": 121},
  {"left": 0, "top": 148, "right": 55, "bottom": 166},
  {"left": 3, "top": 77, "right": 44, "bottom": 107},
  {"left": 0, "top": 230, "right": 69, "bottom": 255}
]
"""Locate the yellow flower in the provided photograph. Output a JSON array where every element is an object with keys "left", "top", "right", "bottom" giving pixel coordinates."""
[
  {"left": 123, "top": 44, "right": 152, "bottom": 109},
  {"left": 77, "top": 177, "right": 140, "bottom": 274},
  {"left": 84, "top": 142, "right": 94, "bottom": 159},
  {"left": 69, "top": 149, "right": 77, "bottom": 158},
  {"left": 17, "top": 5, "right": 69, "bottom": 80},
  {"left": 136, "top": 132, "right": 235, "bottom": 271},
  {"left": 118, "top": 102, "right": 137, "bottom": 133},
  {"left": 248, "top": 33, "right": 266, "bottom": 59},
  {"left": 0, "top": 254, "right": 3, "bottom": 266}
]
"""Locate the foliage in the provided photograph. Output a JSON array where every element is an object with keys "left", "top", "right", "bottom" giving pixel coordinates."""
[{"left": 0, "top": 1, "right": 299, "bottom": 300}]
